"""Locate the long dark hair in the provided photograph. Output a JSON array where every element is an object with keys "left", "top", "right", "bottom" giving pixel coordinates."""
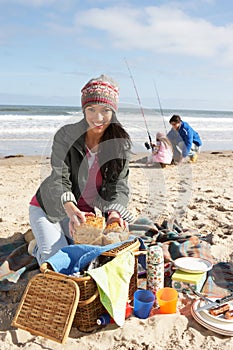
[{"left": 98, "top": 112, "right": 132, "bottom": 181}]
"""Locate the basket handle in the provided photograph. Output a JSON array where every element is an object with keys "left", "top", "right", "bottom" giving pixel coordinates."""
[
  {"left": 40, "top": 263, "right": 100, "bottom": 306},
  {"left": 78, "top": 289, "right": 99, "bottom": 306},
  {"left": 133, "top": 250, "right": 147, "bottom": 256}
]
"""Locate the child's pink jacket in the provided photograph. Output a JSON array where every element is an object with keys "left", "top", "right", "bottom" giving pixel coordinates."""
[{"left": 153, "top": 141, "right": 173, "bottom": 164}]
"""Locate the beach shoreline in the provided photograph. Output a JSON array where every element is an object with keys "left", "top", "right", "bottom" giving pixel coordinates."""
[
  {"left": 0, "top": 150, "right": 233, "bottom": 349},
  {"left": 1, "top": 105, "right": 233, "bottom": 158}
]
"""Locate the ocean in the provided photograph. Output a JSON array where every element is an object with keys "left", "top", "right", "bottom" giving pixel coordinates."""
[{"left": 0, "top": 104, "right": 233, "bottom": 157}]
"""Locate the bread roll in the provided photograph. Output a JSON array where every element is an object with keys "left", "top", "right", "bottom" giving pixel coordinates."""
[
  {"left": 73, "top": 216, "right": 105, "bottom": 245},
  {"left": 104, "top": 222, "right": 124, "bottom": 234},
  {"left": 102, "top": 222, "right": 130, "bottom": 245}
]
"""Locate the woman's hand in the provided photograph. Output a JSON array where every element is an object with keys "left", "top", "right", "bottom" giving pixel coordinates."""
[
  {"left": 63, "top": 202, "right": 94, "bottom": 237},
  {"left": 106, "top": 210, "right": 128, "bottom": 230}
]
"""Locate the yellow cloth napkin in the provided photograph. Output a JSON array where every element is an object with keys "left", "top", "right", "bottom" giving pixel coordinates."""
[{"left": 88, "top": 251, "right": 134, "bottom": 326}]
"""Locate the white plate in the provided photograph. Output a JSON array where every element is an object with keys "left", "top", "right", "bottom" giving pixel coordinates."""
[
  {"left": 174, "top": 257, "right": 213, "bottom": 273},
  {"left": 191, "top": 299, "right": 233, "bottom": 336},
  {"left": 200, "top": 299, "right": 233, "bottom": 323},
  {"left": 191, "top": 306, "right": 233, "bottom": 336}
]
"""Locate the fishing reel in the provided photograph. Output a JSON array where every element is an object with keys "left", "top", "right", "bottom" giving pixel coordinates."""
[{"left": 144, "top": 142, "right": 151, "bottom": 150}]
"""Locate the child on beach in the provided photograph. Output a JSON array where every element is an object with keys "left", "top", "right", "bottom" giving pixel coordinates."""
[
  {"left": 147, "top": 132, "right": 173, "bottom": 168},
  {"left": 28, "top": 74, "right": 134, "bottom": 265}
]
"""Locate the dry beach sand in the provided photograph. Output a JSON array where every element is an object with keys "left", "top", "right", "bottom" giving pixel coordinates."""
[{"left": 0, "top": 150, "right": 233, "bottom": 350}]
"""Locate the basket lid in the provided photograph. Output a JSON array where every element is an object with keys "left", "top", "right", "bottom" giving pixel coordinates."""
[
  {"left": 11, "top": 273, "right": 80, "bottom": 344},
  {"left": 101, "top": 238, "right": 140, "bottom": 257}
]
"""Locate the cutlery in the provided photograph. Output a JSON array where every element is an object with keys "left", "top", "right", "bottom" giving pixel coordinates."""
[
  {"left": 186, "top": 284, "right": 213, "bottom": 304},
  {"left": 196, "top": 293, "right": 233, "bottom": 312}
]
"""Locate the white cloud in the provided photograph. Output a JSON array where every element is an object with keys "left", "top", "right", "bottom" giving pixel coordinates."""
[{"left": 74, "top": 5, "right": 233, "bottom": 63}]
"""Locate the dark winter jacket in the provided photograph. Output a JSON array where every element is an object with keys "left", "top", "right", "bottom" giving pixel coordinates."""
[{"left": 36, "top": 118, "right": 133, "bottom": 223}]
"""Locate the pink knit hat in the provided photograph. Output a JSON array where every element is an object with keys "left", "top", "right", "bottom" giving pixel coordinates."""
[
  {"left": 156, "top": 132, "right": 166, "bottom": 140},
  {"left": 81, "top": 74, "right": 119, "bottom": 113}
]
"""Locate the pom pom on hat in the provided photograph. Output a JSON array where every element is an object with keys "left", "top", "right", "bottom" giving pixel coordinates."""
[
  {"left": 81, "top": 74, "right": 119, "bottom": 113},
  {"left": 156, "top": 132, "right": 166, "bottom": 139}
]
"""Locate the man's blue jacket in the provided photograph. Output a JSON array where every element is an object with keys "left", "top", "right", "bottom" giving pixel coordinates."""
[{"left": 179, "top": 121, "right": 202, "bottom": 157}]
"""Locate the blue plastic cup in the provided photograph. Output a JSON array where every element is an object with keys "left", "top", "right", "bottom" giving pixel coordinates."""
[{"left": 134, "top": 289, "right": 155, "bottom": 319}]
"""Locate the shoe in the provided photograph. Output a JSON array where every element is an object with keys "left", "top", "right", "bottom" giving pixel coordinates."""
[
  {"left": 28, "top": 239, "right": 36, "bottom": 256},
  {"left": 189, "top": 154, "right": 198, "bottom": 163},
  {"left": 23, "top": 228, "right": 35, "bottom": 243}
]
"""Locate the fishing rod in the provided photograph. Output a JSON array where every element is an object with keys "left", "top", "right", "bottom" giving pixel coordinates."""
[
  {"left": 124, "top": 58, "right": 153, "bottom": 149},
  {"left": 153, "top": 81, "right": 167, "bottom": 134}
]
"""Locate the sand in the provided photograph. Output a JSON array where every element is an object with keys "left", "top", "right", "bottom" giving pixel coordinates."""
[{"left": 0, "top": 150, "right": 233, "bottom": 349}]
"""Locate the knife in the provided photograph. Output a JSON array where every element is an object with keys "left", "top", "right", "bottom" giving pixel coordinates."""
[
  {"left": 186, "top": 284, "right": 213, "bottom": 304},
  {"left": 196, "top": 293, "right": 233, "bottom": 312}
]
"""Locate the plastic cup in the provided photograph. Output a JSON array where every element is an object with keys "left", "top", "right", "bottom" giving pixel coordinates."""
[
  {"left": 156, "top": 287, "right": 178, "bottom": 314},
  {"left": 134, "top": 289, "right": 155, "bottom": 319}
]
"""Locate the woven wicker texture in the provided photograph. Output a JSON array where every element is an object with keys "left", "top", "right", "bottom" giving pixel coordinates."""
[
  {"left": 101, "top": 239, "right": 140, "bottom": 256},
  {"left": 74, "top": 240, "right": 140, "bottom": 331},
  {"left": 41, "top": 239, "right": 140, "bottom": 333},
  {"left": 72, "top": 275, "right": 105, "bottom": 332},
  {"left": 11, "top": 273, "right": 79, "bottom": 344}
]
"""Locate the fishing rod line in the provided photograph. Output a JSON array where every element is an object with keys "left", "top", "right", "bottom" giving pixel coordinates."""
[
  {"left": 124, "top": 58, "right": 153, "bottom": 149},
  {"left": 153, "top": 81, "right": 167, "bottom": 134}
]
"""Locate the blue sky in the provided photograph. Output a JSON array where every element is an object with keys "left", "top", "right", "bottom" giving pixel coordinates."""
[{"left": 0, "top": 0, "right": 233, "bottom": 110}]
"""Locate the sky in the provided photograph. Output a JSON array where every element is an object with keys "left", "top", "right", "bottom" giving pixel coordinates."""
[{"left": 0, "top": 0, "right": 233, "bottom": 111}]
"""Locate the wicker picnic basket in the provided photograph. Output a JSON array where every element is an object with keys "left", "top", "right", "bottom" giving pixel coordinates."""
[
  {"left": 40, "top": 238, "right": 140, "bottom": 333},
  {"left": 11, "top": 273, "right": 80, "bottom": 344}
]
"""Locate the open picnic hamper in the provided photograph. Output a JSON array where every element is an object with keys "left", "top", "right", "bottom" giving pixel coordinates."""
[
  {"left": 11, "top": 273, "right": 80, "bottom": 344},
  {"left": 12, "top": 239, "right": 141, "bottom": 342}
]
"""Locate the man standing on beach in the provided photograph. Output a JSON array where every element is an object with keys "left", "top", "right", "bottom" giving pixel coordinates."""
[{"left": 167, "top": 114, "right": 202, "bottom": 164}]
